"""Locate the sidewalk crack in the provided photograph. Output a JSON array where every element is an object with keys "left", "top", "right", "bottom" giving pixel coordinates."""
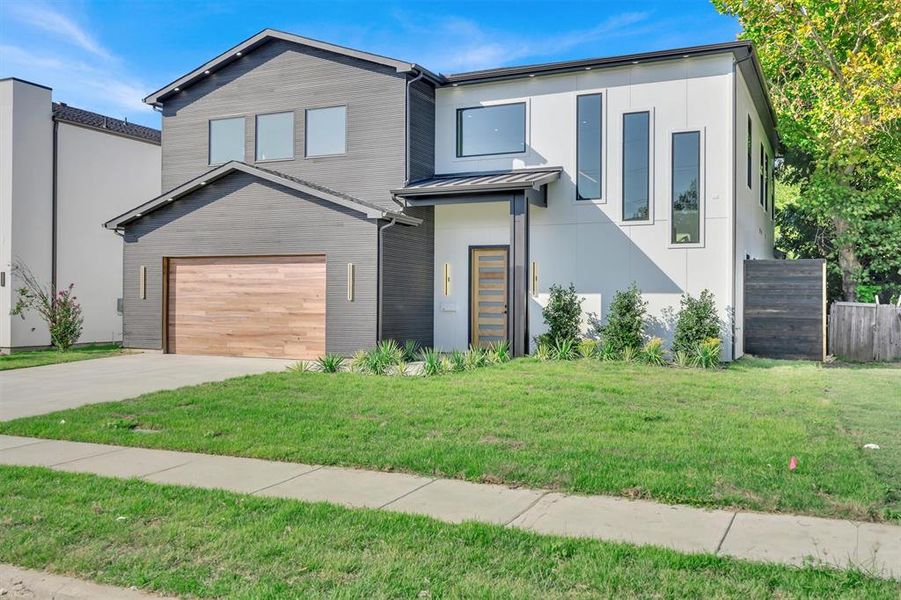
[
  {"left": 249, "top": 465, "right": 323, "bottom": 495},
  {"left": 504, "top": 491, "right": 550, "bottom": 527},
  {"left": 378, "top": 478, "right": 438, "bottom": 509},
  {"left": 716, "top": 512, "right": 738, "bottom": 554}
]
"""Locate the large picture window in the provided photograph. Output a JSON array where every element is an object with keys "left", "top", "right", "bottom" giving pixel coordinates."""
[
  {"left": 209, "top": 117, "right": 245, "bottom": 165},
  {"left": 576, "top": 94, "right": 602, "bottom": 200},
  {"left": 456, "top": 103, "right": 526, "bottom": 157},
  {"left": 671, "top": 131, "right": 701, "bottom": 245},
  {"left": 255, "top": 112, "right": 294, "bottom": 161},
  {"left": 622, "top": 111, "right": 650, "bottom": 220},
  {"left": 305, "top": 106, "right": 347, "bottom": 157}
]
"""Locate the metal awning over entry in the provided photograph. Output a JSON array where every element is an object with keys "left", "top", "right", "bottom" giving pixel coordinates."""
[{"left": 391, "top": 167, "right": 562, "bottom": 206}]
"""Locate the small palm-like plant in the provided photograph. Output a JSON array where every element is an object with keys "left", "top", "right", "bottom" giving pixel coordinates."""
[
  {"left": 350, "top": 350, "right": 369, "bottom": 373},
  {"left": 362, "top": 339, "right": 403, "bottom": 375},
  {"left": 673, "top": 349, "right": 692, "bottom": 368},
  {"left": 287, "top": 360, "right": 315, "bottom": 373},
  {"left": 578, "top": 339, "right": 598, "bottom": 359},
  {"left": 693, "top": 337, "right": 722, "bottom": 369},
  {"left": 401, "top": 339, "right": 421, "bottom": 362},
  {"left": 551, "top": 337, "right": 577, "bottom": 360},
  {"left": 419, "top": 347, "right": 446, "bottom": 376},
  {"left": 598, "top": 341, "right": 619, "bottom": 361},
  {"left": 641, "top": 337, "right": 667, "bottom": 366},
  {"left": 464, "top": 346, "right": 488, "bottom": 370},
  {"left": 317, "top": 354, "right": 345, "bottom": 373},
  {"left": 449, "top": 350, "right": 467, "bottom": 372},
  {"left": 533, "top": 342, "right": 552, "bottom": 361},
  {"left": 487, "top": 340, "right": 511, "bottom": 364},
  {"left": 620, "top": 345, "right": 638, "bottom": 362}
]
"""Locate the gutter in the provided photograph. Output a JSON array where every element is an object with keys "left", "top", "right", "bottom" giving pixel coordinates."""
[
  {"left": 731, "top": 51, "right": 754, "bottom": 361},
  {"left": 376, "top": 217, "right": 398, "bottom": 341}
]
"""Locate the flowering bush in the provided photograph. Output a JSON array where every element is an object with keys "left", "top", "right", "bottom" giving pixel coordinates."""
[{"left": 10, "top": 262, "right": 83, "bottom": 351}]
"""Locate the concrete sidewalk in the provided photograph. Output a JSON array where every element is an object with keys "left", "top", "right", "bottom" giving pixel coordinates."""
[
  {"left": 1, "top": 434, "right": 898, "bottom": 579},
  {"left": 0, "top": 563, "right": 175, "bottom": 599}
]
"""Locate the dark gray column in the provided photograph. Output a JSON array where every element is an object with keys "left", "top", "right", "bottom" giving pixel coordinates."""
[{"left": 509, "top": 192, "right": 529, "bottom": 356}]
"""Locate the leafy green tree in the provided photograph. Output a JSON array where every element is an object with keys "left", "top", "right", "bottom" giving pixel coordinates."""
[
  {"left": 597, "top": 283, "right": 647, "bottom": 355},
  {"left": 714, "top": 0, "right": 901, "bottom": 300},
  {"left": 540, "top": 283, "right": 584, "bottom": 344}
]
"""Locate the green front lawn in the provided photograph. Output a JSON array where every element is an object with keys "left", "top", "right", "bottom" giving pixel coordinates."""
[
  {"left": 2, "top": 358, "right": 898, "bottom": 521},
  {"left": 1, "top": 467, "right": 895, "bottom": 599},
  {"left": 0, "top": 343, "right": 123, "bottom": 371}
]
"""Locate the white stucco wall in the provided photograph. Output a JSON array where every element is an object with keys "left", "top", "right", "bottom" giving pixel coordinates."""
[
  {"left": 56, "top": 123, "right": 161, "bottom": 344},
  {"left": 432, "top": 55, "right": 760, "bottom": 358},
  {"left": 0, "top": 79, "right": 53, "bottom": 350}
]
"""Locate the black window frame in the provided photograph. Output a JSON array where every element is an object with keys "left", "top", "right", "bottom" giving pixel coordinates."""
[
  {"left": 670, "top": 130, "right": 702, "bottom": 246},
  {"left": 621, "top": 110, "right": 650, "bottom": 221},
  {"left": 746, "top": 115, "right": 753, "bottom": 189},
  {"left": 576, "top": 93, "right": 603, "bottom": 201},
  {"left": 455, "top": 102, "right": 527, "bottom": 158}
]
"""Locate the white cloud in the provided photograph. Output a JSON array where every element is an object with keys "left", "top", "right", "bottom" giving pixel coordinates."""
[{"left": 6, "top": 3, "right": 112, "bottom": 60}]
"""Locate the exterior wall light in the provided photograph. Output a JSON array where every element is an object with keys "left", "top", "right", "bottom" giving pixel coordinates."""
[
  {"left": 347, "top": 263, "right": 354, "bottom": 301},
  {"left": 139, "top": 266, "right": 147, "bottom": 300},
  {"left": 531, "top": 261, "right": 539, "bottom": 297},
  {"left": 443, "top": 263, "right": 451, "bottom": 296}
]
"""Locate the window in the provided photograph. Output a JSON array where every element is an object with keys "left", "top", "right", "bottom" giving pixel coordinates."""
[
  {"left": 255, "top": 112, "right": 294, "bottom": 161},
  {"left": 671, "top": 131, "right": 701, "bottom": 245},
  {"left": 746, "top": 115, "right": 752, "bottom": 189},
  {"left": 770, "top": 159, "right": 775, "bottom": 220},
  {"left": 456, "top": 103, "right": 525, "bottom": 158},
  {"left": 305, "top": 106, "right": 346, "bottom": 157},
  {"left": 759, "top": 143, "right": 765, "bottom": 207},
  {"left": 622, "top": 111, "right": 650, "bottom": 220},
  {"left": 763, "top": 151, "right": 769, "bottom": 212},
  {"left": 576, "top": 94, "right": 603, "bottom": 200},
  {"left": 209, "top": 117, "right": 244, "bottom": 164}
]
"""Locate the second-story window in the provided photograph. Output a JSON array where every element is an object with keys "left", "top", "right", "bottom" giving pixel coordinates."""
[
  {"left": 456, "top": 103, "right": 526, "bottom": 158},
  {"left": 622, "top": 111, "right": 650, "bottom": 220},
  {"left": 576, "top": 94, "right": 602, "bottom": 201},
  {"left": 209, "top": 117, "right": 244, "bottom": 165},
  {"left": 256, "top": 112, "right": 294, "bottom": 161},
  {"left": 305, "top": 106, "right": 347, "bottom": 157}
]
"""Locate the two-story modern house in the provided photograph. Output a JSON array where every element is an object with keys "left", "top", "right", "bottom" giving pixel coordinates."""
[{"left": 104, "top": 29, "right": 776, "bottom": 360}]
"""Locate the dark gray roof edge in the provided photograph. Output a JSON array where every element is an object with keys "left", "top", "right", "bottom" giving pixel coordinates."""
[
  {"left": 409, "top": 166, "right": 563, "bottom": 184},
  {"left": 52, "top": 102, "right": 161, "bottom": 145},
  {"left": 104, "top": 161, "right": 420, "bottom": 229},
  {"left": 144, "top": 28, "right": 440, "bottom": 105},
  {"left": 0, "top": 77, "right": 53, "bottom": 91},
  {"left": 391, "top": 167, "right": 563, "bottom": 198}
]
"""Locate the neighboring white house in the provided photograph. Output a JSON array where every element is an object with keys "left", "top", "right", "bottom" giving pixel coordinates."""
[
  {"left": 425, "top": 50, "right": 776, "bottom": 359},
  {"left": 0, "top": 78, "right": 161, "bottom": 352}
]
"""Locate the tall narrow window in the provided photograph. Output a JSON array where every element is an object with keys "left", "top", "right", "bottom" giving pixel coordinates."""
[
  {"left": 622, "top": 111, "right": 650, "bottom": 221},
  {"left": 576, "top": 94, "right": 602, "bottom": 200},
  {"left": 747, "top": 116, "right": 753, "bottom": 189},
  {"left": 305, "top": 106, "right": 347, "bottom": 157},
  {"left": 763, "top": 151, "right": 769, "bottom": 212},
  {"left": 770, "top": 159, "right": 775, "bottom": 220},
  {"left": 209, "top": 117, "right": 245, "bottom": 164},
  {"left": 759, "top": 143, "right": 765, "bottom": 206},
  {"left": 256, "top": 112, "right": 294, "bottom": 161},
  {"left": 456, "top": 103, "right": 526, "bottom": 157},
  {"left": 671, "top": 131, "right": 701, "bottom": 244}
]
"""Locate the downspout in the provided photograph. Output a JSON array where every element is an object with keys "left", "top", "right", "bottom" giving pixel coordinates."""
[
  {"left": 731, "top": 51, "right": 753, "bottom": 361},
  {"left": 51, "top": 118, "right": 59, "bottom": 294},
  {"left": 377, "top": 217, "right": 398, "bottom": 342}
]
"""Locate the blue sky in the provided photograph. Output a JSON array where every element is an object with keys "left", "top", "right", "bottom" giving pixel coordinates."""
[{"left": 0, "top": 1, "right": 740, "bottom": 127}]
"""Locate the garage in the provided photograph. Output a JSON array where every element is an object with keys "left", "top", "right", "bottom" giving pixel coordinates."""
[{"left": 165, "top": 255, "right": 326, "bottom": 359}]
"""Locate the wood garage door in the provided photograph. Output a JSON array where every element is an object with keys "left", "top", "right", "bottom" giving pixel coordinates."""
[{"left": 166, "top": 255, "right": 326, "bottom": 359}]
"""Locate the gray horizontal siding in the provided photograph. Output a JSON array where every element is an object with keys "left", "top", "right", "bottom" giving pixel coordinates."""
[
  {"left": 122, "top": 171, "right": 378, "bottom": 355},
  {"left": 161, "top": 39, "right": 407, "bottom": 210},
  {"left": 380, "top": 205, "right": 434, "bottom": 347},
  {"left": 408, "top": 78, "right": 435, "bottom": 182}
]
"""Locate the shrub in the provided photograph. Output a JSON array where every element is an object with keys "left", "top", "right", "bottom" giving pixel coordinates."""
[
  {"left": 464, "top": 346, "right": 488, "bottom": 370},
  {"left": 672, "top": 290, "right": 721, "bottom": 354},
  {"left": 360, "top": 340, "right": 403, "bottom": 375},
  {"left": 350, "top": 350, "right": 369, "bottom": 373},
  {"left": 448, "top": 350, "right": 466, "bottom": 372},
  {"left": 641, "top": 337, "right": 667, "bottom": 366},
  {"left": 487, "top": 340, "right": 511, "bottom": 364},
  {"left": 598, "top": 340, "right": 619, "bottom": 361},
  {"left": 578, "top": 338, "right": 598, "bottom": 359},
  {"left": 620, "top": 345, "right": 638, "bottom": 363},
  {"left": 316, "top": 354, "right": 344, "bottom": 373},
  {"left": 598, "top": 283, "right": 647, "bottom": 355},
  {"left": 418, "top": 347, "right": 447, "bottom": 376},
  {"left": 401, "top": 339, "right": 421, "bottom": 362},
  {"left": 10, "top": 262, "right": 83, "bottom": 351},
  {"left": 673, "top": 350, "right": 693, "bottom": 368},
  {"left": 539, "top": 283, "right": 583, "bottom": 345},
  {"left": 533, "top": 342, "right": 552, "bottom": 361},
  {"left": 551, "top": 337, "right": 578, "bottom": 360},
  {"left": 287, "top": 360, "right": 315, "bottom": 373},
  {"left": 390, "top": 358, "right": 410, "bottom": 376},
  {"left": 693, "top": 337, "right": 722, "bottom": 369}
]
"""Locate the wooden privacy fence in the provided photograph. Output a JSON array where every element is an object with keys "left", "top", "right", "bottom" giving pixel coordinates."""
[
  {"left": 744, "top": 259, "right": 826, "bottom": 361},
  {"left": 829, "top": 302, "right": 901, "bottom": 362}
]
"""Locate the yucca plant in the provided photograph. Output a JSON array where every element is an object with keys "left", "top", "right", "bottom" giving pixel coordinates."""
[
  {"left": 533, "top": 342, "right": 552, "bottom": 361},
  {"left": 487, "top": 340, "right": 511, "bottom": 364},
  {"left": 464, "top": 346, "right": 488, "bottom": 370},
  {"left": 673, "top": 349, "right": 692, "bottom": 368},
  {"left": 418, "top": 347, "right": 446, "bottom": 376},
  {"left": 390, "top": 358, "right": 410, "bottom": 376},
  {"left": 693, "top": 337, "right": 722, "bottom": 369},
  {"left": 641, "top": 337, "right": 666, "bottom": 366},
  {"left": 578, "top": 339, "right": 598, "bottom": 359},
  {"left": 286, "top": 360, "right": 315, "bottom": 373},
  {"left": 620, "top": 345, "right": 638, "bottom": 362},
  {"left": 448, "top": 350, "right": 467, "bottom": 372},
  {"left": 551, "top": 337, "right": 577, "bottom": 360},
  {"left": 401, "top": 339, "right": 421, "bottom": 362},
  {"left": 350, "top": 350, "right": 369, "bottom": 373},
  {"left": 316, "top": 353, "right": 345, "bottom": 373},
  {"left": 598, "top": 340, "right": 619, "bottom": 361}
]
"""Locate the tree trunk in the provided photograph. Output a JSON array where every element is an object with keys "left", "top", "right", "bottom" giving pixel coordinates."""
[{"left": 833, "top": 216, "right": 861, "bottom": 301}]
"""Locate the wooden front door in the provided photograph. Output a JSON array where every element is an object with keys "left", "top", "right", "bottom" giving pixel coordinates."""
[
  {"left": 470, "top": 247, "right": 509, "bottom": 348},
  {"left": 166, "top": 255, "right": 326, "bottom": 359}
]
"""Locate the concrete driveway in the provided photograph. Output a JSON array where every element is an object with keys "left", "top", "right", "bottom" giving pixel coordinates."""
[{"left": 0, "top": 352, "right": 293, "bottom": 421}]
